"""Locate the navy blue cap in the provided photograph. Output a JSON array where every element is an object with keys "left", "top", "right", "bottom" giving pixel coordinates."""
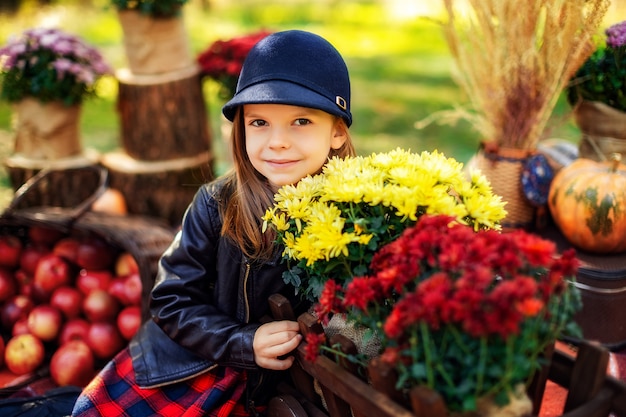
[{"left": 222, "top": 30, "right": 352, "bottom": 126}]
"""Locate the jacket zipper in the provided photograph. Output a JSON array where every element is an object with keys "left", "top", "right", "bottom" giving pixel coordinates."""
[
  {"left": 242, "top": 259, "right": 264, "bottom": 413},
  {"left": 243, "top": 260, "right": 251, "bottom": 323}
]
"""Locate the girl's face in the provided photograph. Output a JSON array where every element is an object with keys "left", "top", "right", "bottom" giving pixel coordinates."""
[{"left": 244, "top": 103, "right": 347, "bottom": 187}]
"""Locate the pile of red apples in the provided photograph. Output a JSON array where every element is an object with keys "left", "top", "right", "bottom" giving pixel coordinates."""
[{"left": 0, "top": 226, "right": 143, "bottom": 388}]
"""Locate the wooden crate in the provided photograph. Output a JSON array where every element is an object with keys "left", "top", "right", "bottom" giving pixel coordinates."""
[{"left": 268, "top": 294, "right": 626, "bottom": 417}]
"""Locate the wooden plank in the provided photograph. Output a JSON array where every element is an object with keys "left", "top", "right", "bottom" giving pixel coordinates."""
[
  {"left": 409, "top": 386, "right": 448, "bottom": 417},
  {"left": 295, "top": 344, "right": 415, "bottom": 417},
  {"left": 564, "top": 341, "right": 609, "bottom": 412}
]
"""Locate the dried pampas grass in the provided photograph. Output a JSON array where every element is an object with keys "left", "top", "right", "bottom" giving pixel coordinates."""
[{"left": 440, "top": 0, "right": 609, "bottom": 150}]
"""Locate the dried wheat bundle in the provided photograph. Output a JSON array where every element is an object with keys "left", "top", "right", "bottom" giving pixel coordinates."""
[{"left": 441, "top": 0, "right": 609, "bottom": 150}]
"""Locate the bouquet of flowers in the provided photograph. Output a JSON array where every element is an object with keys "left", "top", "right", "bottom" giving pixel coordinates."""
[
  {"left": 0, "top": 27, "right": 111, "bottom": 106},
  {"left": 567, "top": 20, "right": 626, "bottom": 112},
  {"left": 263, "top": 148, "right": 507, "bottom": 301},
  {"left": 310, "top": 214, "right": 582, "bottom": 413},
  {"left": 197, "top": 30, "right": 272, "bottom": 99},
  {"left": 110, "top": 0, "right": 189, "bottom": 17}
]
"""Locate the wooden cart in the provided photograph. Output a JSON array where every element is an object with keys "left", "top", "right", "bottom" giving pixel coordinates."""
[{"left": 267, "top": 294, "right": 626, "bottom": 417}]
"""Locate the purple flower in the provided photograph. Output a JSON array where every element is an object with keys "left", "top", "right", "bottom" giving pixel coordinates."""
[
  {"left": 606, "top": 21, "right": 626, "bottom": 49},
  {"left": 53, "top": 58, "right": 73, "bottom": 79},
  {"left": 0, "top": 27, "right": 111, "bottom": 104}
]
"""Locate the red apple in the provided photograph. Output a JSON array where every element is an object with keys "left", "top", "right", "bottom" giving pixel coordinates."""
[
  {"left": 82, "top": 289, "right": 120, "bottom": 323},
  {"left": 86, "top": 321, "right": 125, "bottom": 360},
  {"left": 33, "top": 253, "right": 72, "bottom": 296},
  {"left": 28, "top": 226, "right": 65, "bottom": 246},
  {"left": 76, "top": 269, "right": 112, "bottom": 295},
  {"left": 109, "top": 272, "right": 142, "bottom": 306},
  {"left": 59, "top": 318, "right": 90, "bottom": 345},
  {"left": 50, "top": 286, "right": 84, "bottom": 319},
  {"left": 0, "top": 337, "right": 4, "bottom": 368},
  {"left": 0, "top": 267, "right": 17, "bottom": 302},
  {"left": 27, "top": 304, "right": 63, "bottom": 342},
  {"left": 52, "top": 236, "right": 81, "bottom": 264},
  {"left": 0, "top": 235, "right": 22, "bottom": 269},
  {"left": 4, "top": 334, "right": 45, "bottom": 375},
  {"left": 115, "top": 252, "right": 139, "bottom": 277},
  {"left": 124, "top": 272, "right": 142, "bottom": 306},
  {"left": 117, "top": 305, "right": 142, "bottom": 340},
  {"left": 108, "top": 276, "right": 127, "bottom": 305},
  {"left": 14, "top": 269, "right": 32, "bottom": 290},
  {"left": 17, "top": 279, "right": 48, "bottom": 304},
  {"left": 19, "top": 244, "right": 49, "bottom": 275},
  {"left": 50, "top": 340, "right": 96, "bottom": 387},
  {"left": 1, "top": 294, "right": 34, "bottom": 329},
  {"left": 12, "top": 317, "right": 30, "bottom": 336},
  {"left": 75, "top": 236, "right": 117, "bottom": 270}
]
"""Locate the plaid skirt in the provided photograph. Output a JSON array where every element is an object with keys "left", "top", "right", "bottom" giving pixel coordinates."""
[{"left": 71, "top": 346, "right": 251, "bottom": 417}]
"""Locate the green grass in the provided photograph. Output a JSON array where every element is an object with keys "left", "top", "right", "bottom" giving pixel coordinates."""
[{"left": 0, "top": 0, "right": 586, "bottom": 196}]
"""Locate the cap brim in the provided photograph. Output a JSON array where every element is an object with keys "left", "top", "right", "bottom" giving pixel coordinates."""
[{"left": 222, "top": 80, "right": 350, "bottom": 125}]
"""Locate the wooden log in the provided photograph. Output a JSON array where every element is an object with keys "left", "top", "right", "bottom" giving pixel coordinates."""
[
  {"left": 4, "top": 150, "right": 100, "bottom": 203},
  {"left": 116, "top": 66, "right": 212, "bottom": 162},
  {"left": 101, "top": 150, "right": 213, "bottom": 226}
]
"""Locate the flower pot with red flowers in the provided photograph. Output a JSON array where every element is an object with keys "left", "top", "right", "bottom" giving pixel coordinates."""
[
  {"left": 197, "top": 30, "right": 273, "bottom": 101},
  {"left": 196, "top": 30, "right": 272, "bottom": 165}
]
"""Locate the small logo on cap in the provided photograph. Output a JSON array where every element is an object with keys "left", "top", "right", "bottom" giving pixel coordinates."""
[{"left": 335, "top": 96, "right": 347, "bottom": 110}]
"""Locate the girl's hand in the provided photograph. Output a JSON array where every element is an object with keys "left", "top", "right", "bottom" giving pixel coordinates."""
[{"left": 253, "top": 320, "right": 302, "bottom": 370}]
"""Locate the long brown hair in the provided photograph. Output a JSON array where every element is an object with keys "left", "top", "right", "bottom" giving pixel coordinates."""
[{"left": 219, "top": 107, "right": 356, "bottom": 261}]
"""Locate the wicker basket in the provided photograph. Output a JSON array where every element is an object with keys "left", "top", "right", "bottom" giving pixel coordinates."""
[
  {"left": 0, "top": 165, "right": 175, "bottom": 322},
  {"left": 467, "top": 144, "right": 536, "bottom": 229}
]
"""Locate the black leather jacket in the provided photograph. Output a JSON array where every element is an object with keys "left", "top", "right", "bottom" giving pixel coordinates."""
[{"left": 128, "top": 177, "right": 306, "bottom": 409}]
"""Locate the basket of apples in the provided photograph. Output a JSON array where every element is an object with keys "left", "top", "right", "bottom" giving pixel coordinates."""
[{"left": 0, "top": 165, "right": 174, "bottom": 392}]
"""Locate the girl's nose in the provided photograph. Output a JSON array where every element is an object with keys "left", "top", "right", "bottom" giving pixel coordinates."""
[{"left": 267, "top": 126, "right": 291, "bottom": 149}]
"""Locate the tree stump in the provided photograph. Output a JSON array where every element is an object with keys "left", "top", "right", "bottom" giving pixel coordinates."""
[
  {"left": 4, "top": 150, "right": 100, "bottom": 203},
  {"left": 116, "top": 66, "right": 212, "bottom": 161},
  {"left": 101, "top": 150, "right": 213, "bottom": 226}
]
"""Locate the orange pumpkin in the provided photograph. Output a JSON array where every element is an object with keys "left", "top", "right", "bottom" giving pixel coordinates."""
[
  {"left": 548, "top": 153, "right": 626, "bottom": 254},
  {"left": 91, "top": 188, "right": 128, "bottom": 216}
]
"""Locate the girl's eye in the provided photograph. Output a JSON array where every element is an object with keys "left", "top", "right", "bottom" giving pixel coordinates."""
[
  {"left": 250, "top": 119, "right": 268, "bottom": 127},
  {"left": 294, "top": 118, "right": 311, "bottom": 126}
]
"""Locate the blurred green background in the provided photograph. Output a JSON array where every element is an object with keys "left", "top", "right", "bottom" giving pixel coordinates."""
[{"left": 0, "top": 0, "right": 622, "bottom": 208}]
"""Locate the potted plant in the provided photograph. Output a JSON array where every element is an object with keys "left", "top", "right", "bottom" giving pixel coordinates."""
[
  {"left": 262, "top": 148, "right": 507, "bottom": 301},
  {"left": 197, "top": 30, "right": 273, "bottom": 154},
  {"left": 110, "top": 0, "right": 188, "bottom": 17},
  {"left": 111, "top": 0, "right": 193, "bottom": 75},
  {"left": 263, "top": 149, "right": 581, "bottom": 415},
  {"left": 436, "top": 0, "right": 610, "bottom": 228},
  {"left": 308, "top": 214, "right": 582, "bottom": 416},
  {"left": 197, "top": 30, "right": 273, "bottom": 100},
  {"left": 0, "top": 27, "right": 111, "bottom": 161},
  {"left": 566, "top": 20, "right": 626, "bottom": 161}
]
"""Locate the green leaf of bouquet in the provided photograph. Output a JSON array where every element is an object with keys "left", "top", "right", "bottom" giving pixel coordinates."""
[{"left": 282, "top": 268, "right": 302, "bottom": 289}]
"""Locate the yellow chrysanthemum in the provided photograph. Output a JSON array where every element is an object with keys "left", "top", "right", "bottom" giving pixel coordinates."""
[{"left": 264, "top": 149, "right": 507, "bottom": 271}]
